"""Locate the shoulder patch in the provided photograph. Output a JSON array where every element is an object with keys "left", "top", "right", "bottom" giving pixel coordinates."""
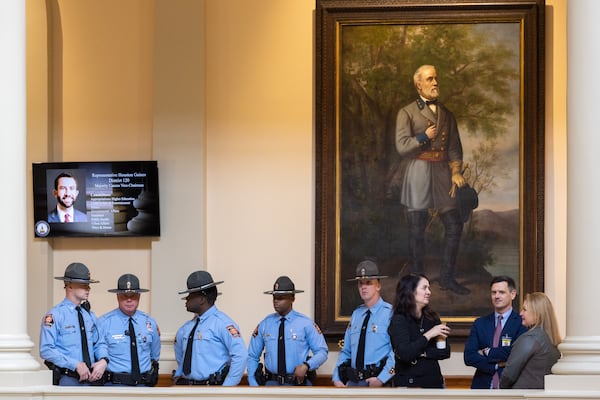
[
  {"left": 43, "top": 314, "right": 54, "bottom": 327},
  {"left": 313, "top": 322, "right": 322, "bottom": 335},
  {"left": 226, "top": 325, "right": 241, "bottom": 338},
  {"left": 252, "top": 325, "right": 259, "bottom": 338}
]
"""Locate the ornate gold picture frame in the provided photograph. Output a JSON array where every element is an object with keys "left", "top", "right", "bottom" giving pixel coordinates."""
[{"left": 315, "top": 0, "right": 545, "bottom": 338}]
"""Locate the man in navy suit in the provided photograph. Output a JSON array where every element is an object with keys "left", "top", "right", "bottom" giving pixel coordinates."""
[
  {"left": 463, "top": 276, "right": 528, "bottom": 389},
  {"left": 47, "top": 172, "right": 87, "bottom": 223}
]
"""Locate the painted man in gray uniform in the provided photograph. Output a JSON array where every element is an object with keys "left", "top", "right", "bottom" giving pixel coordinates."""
[{"left": 395, "top": 64, "right": 469, "bottom": 295}]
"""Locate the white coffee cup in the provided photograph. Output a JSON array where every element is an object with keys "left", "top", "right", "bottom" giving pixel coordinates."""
[{"left": 436, "top": 337, "right": 446, "bottom": 349}]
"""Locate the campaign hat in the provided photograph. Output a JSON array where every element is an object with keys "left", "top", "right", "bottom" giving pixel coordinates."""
[
  {"left": 178, "top": 270, "right": 224, "bottom": 295},
  {"left": 54, "top": 262, "right": 99, "bottom": 284},
  {"left": 108, "top": 273, "right": 149, "bottom": 293},
  {"left": 346, "top": 260, "right": 388, "bottom": 281},
  {"left": 264, "top": 276, "right": 304, "bottom": 295}
]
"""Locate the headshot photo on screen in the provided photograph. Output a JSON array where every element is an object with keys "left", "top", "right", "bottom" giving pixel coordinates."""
[{"left": 47, "top": 171, "right": 88, "bottom": 223}]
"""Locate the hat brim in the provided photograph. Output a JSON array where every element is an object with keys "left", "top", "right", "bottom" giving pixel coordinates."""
[
  {"left": 264, "top": 289, "right": 304, "bottom": 295},
  {"left": 55, "top": 276, "right": 99, "bottom": 284},
  {"left": 181, "top": 291, "right": 222, "bottom": 300},
  {"left": 178, "top": 280, "right": 224, "bottom": 295},
  {"left": 346, "top": 275, "right": 388, "bottom": 281},
  {"left": 108, "top": 288, "right": 149, "bottom": 293}
]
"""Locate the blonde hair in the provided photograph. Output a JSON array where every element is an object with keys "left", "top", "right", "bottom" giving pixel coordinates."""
[{"left": 524, "top": 292, "right": 562, "bottom": 346}]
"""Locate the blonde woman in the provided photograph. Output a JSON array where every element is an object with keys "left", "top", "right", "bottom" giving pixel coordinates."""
[{"left": 499, "top": 292, "right": 561, "bottom": 389}]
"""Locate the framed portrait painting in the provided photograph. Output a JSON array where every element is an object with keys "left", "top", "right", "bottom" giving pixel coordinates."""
[{"left": 315, "top": 0, "right": 545, "bottom": 338}]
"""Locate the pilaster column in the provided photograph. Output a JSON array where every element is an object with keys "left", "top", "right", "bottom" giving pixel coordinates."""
[
  {"left": 547, "top": 0, "right": 600, "bottom": 390},
  {"left": 0, "top": 0, "right": 47, "bottom": 386}
]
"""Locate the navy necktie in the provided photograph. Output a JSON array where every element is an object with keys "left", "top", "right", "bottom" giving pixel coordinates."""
[
  {"left": 183, "top": 318, "right": 200, "bottom": 375},
  {"left": 356, "top": 310, "right": 371, "bottom": 371},
  {"left": 76, "top": 306, "right": 92, "bottom": 369},
  {"left": 129, "top": 317, "right": 141, "bottom": 383},
  {"left": 278, "top": 317, "right": 287, "bottom": 376}
]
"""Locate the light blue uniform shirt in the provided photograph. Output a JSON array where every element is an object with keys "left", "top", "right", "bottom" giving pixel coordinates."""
[
  {"left": 247, "top": 309, "right": 328, "bottom": 386},
  {"left": 97, "top": 308, "right": 160, "bottom": 374},
  {"left": 332, "top": 297, "right": 396, "bottom": 384},
  {"left": 174, "top": 305, "right": 248, "bottom": 386},
  {"left": 39, "top": 298, "right": 107, "bottom": 371}
]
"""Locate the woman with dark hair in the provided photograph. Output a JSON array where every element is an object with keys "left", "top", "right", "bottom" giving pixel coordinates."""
[{"left": 388, "top": 273, "right": 451, "bottom": 388}]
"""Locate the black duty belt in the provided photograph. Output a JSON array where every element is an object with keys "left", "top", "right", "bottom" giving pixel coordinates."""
[
  {"left": 346, "top": 366, "right": 380, "bottom": 382},
  {"left": 176, "top": 377, "right": 223, "bottom": 386},
  {"left": 338, "top": 357, "right": 387, "bottom": 383},
  {"left": 58, "top": 368, "right": 80, "bottom": 379},
  {"left": 265, "top": 371, "right": 308, "bottom": 385},
  {"left": 175, "top": 364, "right": 229, "bottom": 386},
  {"left": 107, "top": 371, "right": 152, "bottom": 386},
  {"left": 55, "top": 366, "right": 102, "bottom": 385}
]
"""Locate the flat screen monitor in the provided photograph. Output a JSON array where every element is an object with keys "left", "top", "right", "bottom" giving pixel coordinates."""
[{"left": 32, "top": 161, "right": 160, "bottom": 237}]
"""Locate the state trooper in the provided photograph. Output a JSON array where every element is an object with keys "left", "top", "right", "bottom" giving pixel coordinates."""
[
  {"left": 247, "top": 276, "right": 328, "bottom": 386},
  {"left": 332, "top": 260, "right": 396, "bottom": 387},
  {"left": 97, "top": 274, "right": 161, "bottom": 386},
  {"left": 173, "top": 270, "right": 248, "bottom": 386},
  {"left": 40, "top": 262, "right": 108, "bottom": 385}
]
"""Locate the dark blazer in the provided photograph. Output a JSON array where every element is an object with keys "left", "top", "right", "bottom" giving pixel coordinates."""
[
  {"left": 463, "top": 309, "right": 528, "bottom": 389},
  {"left": 388, "top": 313, "right": 450, "bottom": 388},
  {"left": 48, "top": 208, "right": 88, "bottom": 223}
]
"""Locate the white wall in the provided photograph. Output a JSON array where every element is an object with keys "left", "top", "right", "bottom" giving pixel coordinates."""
[
  {"left": 42, "top": 0, "right": 156, "bottom": 316},
  {"left": 204, "top": 0, "right": 316, "bottom": 349}
]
